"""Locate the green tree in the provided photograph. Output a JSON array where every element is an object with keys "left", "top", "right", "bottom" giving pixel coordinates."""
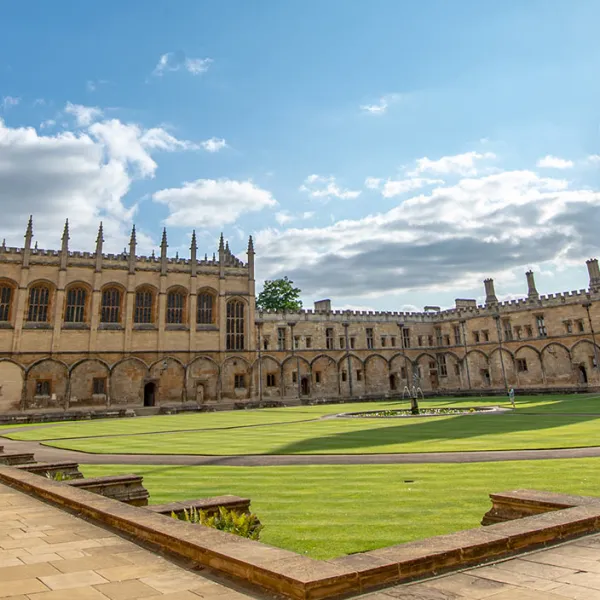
[{"left": 256, "top": 277, "right": 302, "bottom": 312}]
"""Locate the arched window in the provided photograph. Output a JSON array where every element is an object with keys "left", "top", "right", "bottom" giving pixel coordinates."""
[
  {"left": 101, "top": 287, "right": 121, "bottom": 323},
  {"left": 27, "top": 285, "right": 51, "bottom": 322},
  {"left": 64, "top": 287, "right": 86, "bottom": 323},
  {"left": 226, "top": 300, "right": 244, "bottom": 350},
  {"left": 0, "top": 283, "right": 13, "bottom": 322},
  {"left": 166, "top": 290, "right": 186, "bottom": 324},
  {"left": 197, "top": 292, "right": 214, "bottom": 324},
  {"left": 134, "top": 288, "right": 154, "bottom": 324}
]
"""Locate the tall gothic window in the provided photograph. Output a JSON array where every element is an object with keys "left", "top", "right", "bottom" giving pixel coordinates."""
[
  {"left": 64, "top": 287, "right": 86, "bottom": 323},
  {"left": 226, "top": 299, "right": 244, "bottom": 350},
  {"left": 197, "top": 292, "right": 214, "bottom": 324},
  {"left": 101, "top": 287, "right": 121, "bottom": 323},
  {"left": 0, "top": 284, "right": 13, "bottom": 322},
  {"left": 27, "top": 285, "right": 50, "bottom": 322},
  {"left": 134, "top": 288, "right": 154, "bottom": 324},
  {"left": 166, "top": 290, "right": 186, "bottom": 324}
]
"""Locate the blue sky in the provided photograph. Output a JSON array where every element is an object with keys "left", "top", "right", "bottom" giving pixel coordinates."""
[{"left": 1, "top": 0, "right": 600, "bottom": 311}]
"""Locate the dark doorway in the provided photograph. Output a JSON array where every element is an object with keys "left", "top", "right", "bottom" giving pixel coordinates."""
[
  {"left": 579, "top": 365, "right": 588, "bottom": 385},
  {"left": 482, "top": 370, "right": 491, "bottom": 387},
  {"left": 143, "top": 382, "right": 156, "bottom": 407},
  {"left": 389, "top": 374, "right": 397, "bottom": 391},
  {"left": 301, "top": 376, "right": 310, "bottom": 396},
  {"left": 429, "top": 370, "right": 439, "bottom": 390}
]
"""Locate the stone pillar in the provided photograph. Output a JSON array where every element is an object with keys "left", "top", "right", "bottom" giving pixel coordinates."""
[
  {"left": 526, "top": 270, "right": 539, "bottom": 300},
  {"left": 484, "top": 278, "right": 498, "bottom": 305}
]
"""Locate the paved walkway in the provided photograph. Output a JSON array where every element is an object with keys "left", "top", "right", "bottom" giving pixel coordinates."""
[
  {"left": 361, "top": 533, "right": 600, "bottom": 599},
  {"left": 0, "top": 481, "right": 263, "bottom": 599},
  {"left": 3, "top": 436, "right": 600, "bottom": 466}
]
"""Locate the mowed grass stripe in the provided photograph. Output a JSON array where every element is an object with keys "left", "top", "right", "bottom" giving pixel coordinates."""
[{"left": 81, "top": 459, "right": 600, "bottom": 559}]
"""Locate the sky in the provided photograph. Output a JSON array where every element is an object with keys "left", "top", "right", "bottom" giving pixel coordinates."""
[{"left": 1, "top": 0, "right": 600, "bottom": 312}]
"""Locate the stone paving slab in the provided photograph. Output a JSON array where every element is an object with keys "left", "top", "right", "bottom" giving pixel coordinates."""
[
  {"left": 358, "top": 532, "right": 600, "bottom": 599},
  {"left": 0, "top": 482, "right": 264, "bottom": 599}
]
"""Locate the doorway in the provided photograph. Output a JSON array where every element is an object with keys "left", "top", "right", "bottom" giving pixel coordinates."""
[
  {"left": 143, "top": 382, "right": 156, "bottom": 407},
  {"left": 389, "top": 374, "right": 397, "bottom": 391},
  {"left": 301, "top": 376, "right": 310, "bottom": 396},
  {"left": 579, "top": 365, "right": 588, "bottom": 385},
  {"left": 196, "top": 382, "right": 205, "bottom": 403},
  {"left": 429, "top": 370, "right": 439, "bottom": 390}
]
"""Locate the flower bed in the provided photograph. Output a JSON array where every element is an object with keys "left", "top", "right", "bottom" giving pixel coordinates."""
[{"left": 339, "top": 406, "right": 503, "bottom": 418}]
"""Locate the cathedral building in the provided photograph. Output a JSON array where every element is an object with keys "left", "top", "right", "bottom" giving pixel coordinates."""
[{"left": 0, "top": 217, "right": 599, "bottom": 414}]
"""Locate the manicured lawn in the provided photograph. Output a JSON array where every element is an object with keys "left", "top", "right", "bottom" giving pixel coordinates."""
[{"left": 82, "top": 458, "right": 600, "bottom": 559}]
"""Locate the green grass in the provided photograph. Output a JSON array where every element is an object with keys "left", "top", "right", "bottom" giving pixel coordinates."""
[{"left": 82, "top": 459, "right": 600, "bottom": 559}]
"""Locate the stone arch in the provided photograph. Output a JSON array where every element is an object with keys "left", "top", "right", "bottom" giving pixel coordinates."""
[
  {"left": 253, "top": 355, "right": 282, "bottom": 399},
  {"left": 389, "top": 353, "right": 413, "bottom": 391},
  {"left": 514, "top": 345, "right": 544, "bottom": 387},
  {"left": 69, "top": 359, "right": 110, "bottom": 407},
  {"left": 339, "top": 354, "right": 365, "bottom": 397},
  {"left": 149, "top": 357, "right": 185, "bottom": 404},
  {"left": 25, "top": 358, "right": 68, "bottom": 409},
  {"left": 281, "top": 355, "right": 311, "bottom": 398},
  {"left": 465, "top": 349, "right": 491, "bottom": 389},
  {"left": 541, "top": 342, "right": 574, "bottom": 385},
  {"left": 186, "top": 355, "right": 219, "bottom": 403},
  {"left": 440, "top": 350, "right": 464, "bottom": 389},
  {"left": 570, "top": 339, "right": 600, "bottom": 385},
  {"left": 414, "top": 353, "right": 439, "bottom": 391},
  {"left": 0, "top": 359, "right": 24, "bottom": 413},
  {"left": 364, "top": 354, "right": 389, "bottom": 395},
  {"left": 489, "top": 347, "right": 517, "bottom": 388},
  {"left": 310, "top": 354, "right": 338, "bottom": 398},
  {"left": 110, "top": 357, "right": 148, "bottom": 405},
  {"left": 221, "top": 355, "right": 252, "bottom": 400}
]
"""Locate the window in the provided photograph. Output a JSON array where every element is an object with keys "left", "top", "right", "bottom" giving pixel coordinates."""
[
  {"left": 294, "top": 336, "right": 300, "bottom": 349},
  {"left": 277, "top": 328, "right": 286, "bottom": 351},
  {"left": 350, "top": 337, "right": 356, "bottom": 349},
  {"left": 166, "top": 290, "right": 186, "bottom": 324},
  {"left": 514, "top": 326, "right": 522, "bottom": 340},
  {"left": 341, "top": 370, "right": 347, "bottom": 382},
  {"left": 516, "top": 358, "right": 528, "bottom": 372},
  {"left": 35, "top": 380, "right": 51, "bottom": 396},
  {"left": 434, "top": 327, "right": 443, "bottom": 346},
  {"left": 340, "top": 336, "right": 346, "bottom": 349},
  {"left": 428, "top": 335, "right": 433, "bottom": 346},
  {"left": 197, "top": 292, "right": 214, "bottom": 324},
  {"left": 564, "top": 320, "right": 573, "bottom": 334},
  {"left": 314, "top": 371, "right": 321, "bottom": 384},
  {"left": 92, "top": 377, "right": 107, "bottom": 395},
  {"left": 27, "top": 285, "right": 50, "bottom": 322},
  {"left": 503, "top": 319, "right": 512, "bottom": 341},
  {"left": 226, "top": 300, "right": 245, "bottom": 350},
  {"left": 577, "top": 319, "right": 585, "bottom": 333},
  {"left": 444, "top": 334, "right": 450, "bottom": 346},
  {"left": 380, "top": 336, "right": 386, "bottom": 347},
  {"left": 356, "top": 370, "right": 363, "bottom": 381},
  {"left": 0, "top": 284, "right": 13, "bottom": 321},
  {"left": 101, "top": 287, "right": 121, "bottom": 323},
  {"left": 366, "top": 328, "right": 374, "bottom": 349},
  {"left": 482, "top": 330, "right": 490, "bottom": 342},
  {"left": 400, "top": 366, "right": 407, "bottom": 379},
  {"left": 266, "top": 373, "right": 277, "bottom": 387},
  {"left": 64, "top": 287, "right": 86, "bottom": 323},
  {"left": 429, "top": 360, "right": 436, "bottom": 369},
  {"left": 454, "top": 364, "right": 460, "bottom": 376},
  {"left": 525, "top": 325, "right": 533, "bottom": 338},
  {"left": 134, "top": 288, "right": 154, "bottom": 324},
  {"left": 306, "top": 336, "right": 312, "bottom": 349},
  {"left": 390, "top": 374, "right": 397, "bottom": 390},
  {"left": 263, "top": 337, "right": 270, "bottom": 351},
  {"left": 417, "top": 335, "right": 423, "bottom": 346},
  {"left": 390, "top": 336, "right": 396, "bottom": 347},
  {"left": 234, "top": 374, "right": 246, "bottom": 388},
  {"left": 453, "top": 326, "right": 461, "bottom": 345},
  {"left": 326, "top": 328, "right": 334, "bottom": 350},
  {"left": 536, "top": 315, "right": 547, "bottom": 337},
  {"left": 292, "top": 371, "right": 297, "bottom": 383},
  {"left": 591, "top": 356, "right": 598, "bottom": 369},
  {"left": 437, "top": 354, "right": 448, "bottom": 377},
  {"left": 474, "top": 331, "right": 480, "bottom": 343},
  {"left": 402, "top": 328, "right": 411, "bottom": 348}
]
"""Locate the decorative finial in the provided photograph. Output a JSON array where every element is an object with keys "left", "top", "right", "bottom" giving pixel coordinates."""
[
  {"left": 151, "top": 249, "right": 155, "bottom": 258},
  {"left": 213, "top": 252, "right": 216, "bottom": 261},
  {"left": 62, "top": 218, "right": 70, "bottom": 242},
  {"left": 161, "top": 227, "right": 168, "bottom": 248},
  {"left": 190, "top": 230, "right": 197, "bottom": 250},
  {"left": 175, "top": 251, "right": 179, "bottom": 260},
  {"left": 248, "top": 235, "right": 254, "bottom": 252},
  {"left": 34, "top": 241, "right": 38, "bottom": 250},
  {"left": 225, "top": 241, "right": 230, "bottom": 253},
  {"left": 129, "top": 224, "right": 136, "bottom": 245},
  {"left": 204, "top": 253, "right": 207, "bottom": 261},
  {"left": 26, "top": 215, "right": 33, "bottom": 236},
  {"left": 219, "top": 232, "right": 224, "bottom": 252},
  {"left": 96, "top": 222, "right": 104, "bottom": 244}
]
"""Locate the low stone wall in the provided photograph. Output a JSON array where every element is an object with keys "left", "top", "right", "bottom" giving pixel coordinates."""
[
  {"left": 1, "top": 467, "right": 600, "bottom": 600},
  {"left": 16, "top": 461, "right": 84, "bottom": 479},
  {"left": 148, "top": 495, "right": 251, "bottom": 518},
  {"left": 67, "top": 474, "right": 150, "bottom": 506},
  {"left": 0, "top": 452, "right": 35, "bottom": 465}
]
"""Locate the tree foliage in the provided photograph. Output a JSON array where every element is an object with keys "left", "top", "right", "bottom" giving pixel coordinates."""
[{"left": 256, "top": 276, "right": 302, "bottom": 312}]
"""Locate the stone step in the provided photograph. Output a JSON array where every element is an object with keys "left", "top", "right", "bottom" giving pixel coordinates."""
[
  {"left": 147, "top": 495, "right": 251, "bottom": 518},
  {"left": 16, "top": 461, "right": 84, "bottom": 480},
  {"left": 67, "top": 474, "right": 149, "bottom": 506},
  {"left": 0, "top": 452, "right": 36, "bottom": 466}
]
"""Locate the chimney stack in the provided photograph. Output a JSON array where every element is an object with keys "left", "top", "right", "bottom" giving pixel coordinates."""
[
  {"left": 526, "top": 270, "right": 539, "bottom": 300},
  {"left": 484, "top": 278, "right": 498, "bottom": 305},
  {"left": 314, "top": 299, "right": 331, "bottom": 313},
  {"left": 22, "top": 215, "right": 33, "bottom": 268},
  {"left": 587, "top": 259, "right": 600, "bottom": 293}
]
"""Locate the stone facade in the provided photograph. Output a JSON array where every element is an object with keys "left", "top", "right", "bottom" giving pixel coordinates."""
[{"left": 1, "top": 217, "right": 600, "bottom": 413}]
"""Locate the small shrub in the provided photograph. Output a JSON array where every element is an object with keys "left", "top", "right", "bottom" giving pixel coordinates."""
[
  {"left": 171, "top": 506, "right": 263, "bottom": 540},
  {"left": 45, "top": 471, "right": 74, "bottom": 482}
]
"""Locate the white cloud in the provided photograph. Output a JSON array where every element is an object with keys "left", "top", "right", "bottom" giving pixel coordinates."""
[
  {"left": 536, "top": 155, "right": 574, "bottom": 169},
  {"left": 408, "top": 151, "right": 496, "bottom": 177},
  {"left": 359, "top": 93, "right": 402, "bottom": 115},
  {"left": 152, "top": 52, "right": 212, "bottom": 77},
  {"left": 40, "top": 119, "right": 56, "bottom": 129},
  {"left": 1, "top": 96, "right": 20, "bottom": 110},
  {"left": 381, "top": 177, "right": 443, "bottom": 198},
  {"left": 200, "top": 137, "right": 227, "bottom": 152},
  {"left": 86, "top": 79, "right": 109, "bottom": 92},
  {"left": 365, "top": 177, "right": 382, "bottom": 190},
  {"left": 587, "top": 154, "right": 600, "bottom": 164},
  {"left": 275, "top": 211, "right": 294, "bottom": 225},
  {"left": 154, "top": 179, "right": 278, "bottom": 228},
  {"left": 65, "top": 102, "right": 103, "bottom": 127},
  {"left": 300, "top": 174, "right": 361, "bottom": 200}
]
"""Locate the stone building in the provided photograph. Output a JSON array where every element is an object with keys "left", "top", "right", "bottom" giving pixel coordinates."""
[{"left": 1, "top": 217, "right": 599, "bottom": 413}]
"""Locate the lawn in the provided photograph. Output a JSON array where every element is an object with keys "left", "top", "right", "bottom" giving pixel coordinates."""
[{"left": 81, "top": 458, "right": 600, "bottom": 559}]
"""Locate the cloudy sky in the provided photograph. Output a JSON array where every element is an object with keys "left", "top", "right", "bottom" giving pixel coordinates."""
[{"left": 1, "top": 1, "right": 600, "bottom": 311}]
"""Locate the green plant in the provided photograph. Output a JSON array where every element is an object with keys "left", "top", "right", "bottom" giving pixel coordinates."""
[
  {"left": 45, "top": 471, "right": 74, "bottom": 481},
  {"left": 171, "top": 506, "right": 263, "bottom": 540}
]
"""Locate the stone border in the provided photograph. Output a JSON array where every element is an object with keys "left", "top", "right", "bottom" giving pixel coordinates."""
[
  {"left": 2, "top": 466, "right": 600, "bottom": 600},
  {"left": 336, "top": 405, "right": 508, "bottom": 419}
]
